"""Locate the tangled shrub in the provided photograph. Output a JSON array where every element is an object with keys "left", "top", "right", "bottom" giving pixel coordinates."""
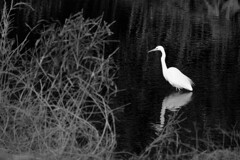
[{"left": 0, "top": 1, "right": 118, "bottom": 159}]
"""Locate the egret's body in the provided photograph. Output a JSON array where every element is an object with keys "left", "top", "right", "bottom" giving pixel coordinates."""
[{"left": 148, "top": 46, "right": 194, "bottom": 91}]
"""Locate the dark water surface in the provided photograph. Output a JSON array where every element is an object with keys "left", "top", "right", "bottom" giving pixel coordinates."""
[{"left": 5, "top": 0, "right": 240, "bottom": 155}]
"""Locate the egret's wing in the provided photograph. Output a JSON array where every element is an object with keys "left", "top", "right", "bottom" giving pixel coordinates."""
[{"left": 166, "top": 67, "right": 194, "bottom": 90}]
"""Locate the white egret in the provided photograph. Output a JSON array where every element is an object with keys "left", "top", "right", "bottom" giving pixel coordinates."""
[{"left": 148, "top": 46, "right": 194, "bottom": 91}]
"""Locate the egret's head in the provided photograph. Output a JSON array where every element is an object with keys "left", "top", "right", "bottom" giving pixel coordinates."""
[{"left": 148, "top": 45, "right": 165, "bottom": 53}]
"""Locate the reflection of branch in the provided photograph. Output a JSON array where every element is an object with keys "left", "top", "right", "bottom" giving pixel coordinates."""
[
  {"left": 204, "top": 0, "right": 221, "bottom": 16},
  {"left": 204, "top": 0, "right": 240, "bottom": 19},
  {"left": 222, "top": 0, "right": 240, "bottom": 19}
]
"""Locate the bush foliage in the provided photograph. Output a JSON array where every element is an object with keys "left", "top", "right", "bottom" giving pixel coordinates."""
[{"left": 0, "top": 1, "right": 117, "bottom": 159}]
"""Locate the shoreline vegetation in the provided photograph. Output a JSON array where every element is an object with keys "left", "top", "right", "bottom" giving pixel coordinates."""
[
  {"left": 0, "top": 1, "right": 118, "bottom": 159},
  {"left": 0, "top": 1, "right": 240, "bottom": 160}
]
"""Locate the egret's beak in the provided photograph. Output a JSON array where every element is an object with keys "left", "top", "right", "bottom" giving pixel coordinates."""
[{"left": 148, "top": 48, "right": 158, "bottom": 53}]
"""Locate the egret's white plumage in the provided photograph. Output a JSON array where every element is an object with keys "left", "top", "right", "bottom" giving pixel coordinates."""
[{"left": 148, "top": 46, "right": 194, "bottom": 91}]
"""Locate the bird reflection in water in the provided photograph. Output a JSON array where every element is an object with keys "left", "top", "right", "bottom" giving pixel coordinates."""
[{"left": 157, "top": 92, "right": 193, "bottom": 131}]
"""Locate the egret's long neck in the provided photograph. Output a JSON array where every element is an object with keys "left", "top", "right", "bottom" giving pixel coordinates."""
[{"left": 160, "top": 50, "right": 167, "bottom": 73}]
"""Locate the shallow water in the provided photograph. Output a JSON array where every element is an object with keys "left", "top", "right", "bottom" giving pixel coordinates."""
[{"left": 7, "top": 0, "right": 240, "bottom": 155}]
